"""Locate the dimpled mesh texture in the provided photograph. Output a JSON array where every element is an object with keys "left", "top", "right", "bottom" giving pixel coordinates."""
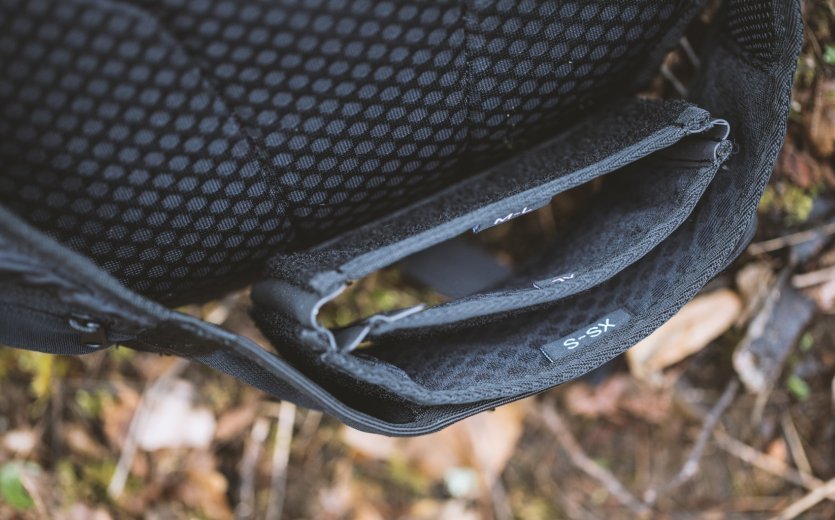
[
  {"left": 0, "top": 0, "right": 688, "bottom": 301},
  {"left": 0, "top": 0, "right": 295, "bottom": 301},
  {"left": 726, "top": 0, "right": 778, "bottom": 63}
]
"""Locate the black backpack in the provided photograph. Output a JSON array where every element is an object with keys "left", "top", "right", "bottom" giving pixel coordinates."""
[{"left": 0, "top": 0, "right": 802, "bottom": 435}]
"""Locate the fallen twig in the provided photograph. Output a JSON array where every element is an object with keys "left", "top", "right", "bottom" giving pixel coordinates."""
[
  {"left": 265, "top": 401, "right": 296, "bottom": 520},
  {"left": 643, "top": 379, "right": 739, "bottom": 504},
  {"left": 771, "top": 477, "right": 835, "bottom": 520},
  {"left": 714, "top": 496, "right": 792, "bottom": 513},
  {"left": 50, "top": 379, "right": 63, "bottom": 465},
  {"left": 466, "top": 413, "right": 515, "bottom": 520},
  {"left": 674, "top": 380, "right": 835, "bottom": 506},
  {"left": 660, "top": 63, "right": 688, "bottom": 97},
  {"left": 488, "top": 478, "right": 514, "bottom": 520},
  {"left": 792, "top": 265, "right": 835, "bottom": 289},
  {"left": 747, "top": 220, "right": 835, "bottom": 256},
  {"left": 235, "top": 417, "right": 270, "bottom": 520},
  {"left": 679, "top": 36, "right": 701, "bottom": 70},
  {"left": 18, "top": 467, "right": 49, "bottom": 519},
  {"left": 780, "top": 412, "right": 814, "bottom": 484},
  {"left": 539, "top": 401, "right": 651, "bottom": 517},
  {"left": 108, "top": 358, "right": 189, "bottom": 499},
  {"left": 530, "top": 444, "right": 604, "bottom": 520},
  {"left": 296, "top": 409, "right": 323, "bottom": 454},
  {"left": 714, "top": 431, "right": 835, "bottom": 504}
]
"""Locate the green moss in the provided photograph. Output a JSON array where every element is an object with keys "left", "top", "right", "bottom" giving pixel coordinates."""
[
  {"left": 799, "top": 332, "right": 814, "bottom": 352},
  {"left": 759, "top": 184, "right": 819, "bottom": 225},
  {"left": 786, "top": 375, "right": 811, "bottom": 401},
  {"left": 73, "top": 389, "right": 104, "bottom": 419},
  {"left": 824, "top": 44, "right": 835, "bottom": 65},
  {"left": 387, "top": 457, "right": 431, "bottom": 496},
  {"left": 16, "top": 351, "right": 68, "bottom": 405},
  {"left": 0, "top": 462, "right": 38, "bottom": 511}
]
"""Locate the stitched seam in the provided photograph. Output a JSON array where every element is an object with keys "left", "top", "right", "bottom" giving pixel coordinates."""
[
  {"left": 459, "top": 0, "right": 476, "bottom": 177},
  {"left": 89, "top": 0, "right": 304, "bottom": 240}
]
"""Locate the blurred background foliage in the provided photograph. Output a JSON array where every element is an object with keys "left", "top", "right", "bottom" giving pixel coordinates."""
[{"left": 2, "top": 1, "right": 835, "bottom": 519}]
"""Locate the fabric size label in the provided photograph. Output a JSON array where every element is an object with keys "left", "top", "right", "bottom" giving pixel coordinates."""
[
  {"left": 539, "top": 309, "right": 632, "bottom": 362},
  {"left": 471, "top": 197, "right": 551, "bottom": 233}
]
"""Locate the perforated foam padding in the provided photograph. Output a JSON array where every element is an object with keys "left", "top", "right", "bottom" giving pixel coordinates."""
[{"left": 0, "top": 0, "right": 693, "bottom": 302}]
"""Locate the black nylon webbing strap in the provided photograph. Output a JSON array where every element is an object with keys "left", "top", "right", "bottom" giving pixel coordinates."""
[
  {"left": 0, "top": 205, "right": 416, "bottom": 432},
  {"left": 0, "top": 0, "right": 804, "bottom": 435},
  {"left": 0, "top": 204, "right": 525, "bottom": 434},
  {"left": 398, "top": 239, "right": 511, "bottom": 299}
]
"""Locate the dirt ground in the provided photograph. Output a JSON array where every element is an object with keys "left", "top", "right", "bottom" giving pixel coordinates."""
[{"left": 1, "top": 1, "right": 835, "bottom": 519}]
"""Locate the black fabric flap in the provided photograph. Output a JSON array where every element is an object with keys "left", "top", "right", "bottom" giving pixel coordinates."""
[{"left": 252, "top": 99, "right": 726, "bottom": 353}]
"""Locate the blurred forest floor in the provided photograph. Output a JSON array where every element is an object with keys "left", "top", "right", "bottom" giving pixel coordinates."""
[{"left": 2, "top": 1, "right": 835, "bottom": 519}]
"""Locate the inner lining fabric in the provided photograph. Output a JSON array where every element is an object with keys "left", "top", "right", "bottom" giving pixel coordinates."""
[{"left": 342, "top": 127, "right": 731, "bottom": 396}]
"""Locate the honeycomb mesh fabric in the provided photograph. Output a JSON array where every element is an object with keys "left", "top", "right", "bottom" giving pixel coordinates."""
[
  {"left": 0, "top": 0, "right": 691, "bottom": 302},
  {"left": 726, "top": 0, "right": 778, "bottom": 63}
]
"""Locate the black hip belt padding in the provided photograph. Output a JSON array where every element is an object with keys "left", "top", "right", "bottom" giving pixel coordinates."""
[{"left": 0, "top": 0, "right": 803, "bottom": 435}]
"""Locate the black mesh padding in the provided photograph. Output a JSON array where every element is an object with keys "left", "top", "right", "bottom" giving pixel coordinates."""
[
  {"left": 0, "top": 0, "right": 693, "bottom": 301},
  {"left": 726, "top": 0, "right": 778, "bottom": 63},
  {"left": 0, "top": 0, "right": 296, "bottom": 301}
]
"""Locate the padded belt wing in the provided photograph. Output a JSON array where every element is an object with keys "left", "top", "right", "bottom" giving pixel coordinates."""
[{"left": 251, "top": 100, "right": 731, "bottom": 354}]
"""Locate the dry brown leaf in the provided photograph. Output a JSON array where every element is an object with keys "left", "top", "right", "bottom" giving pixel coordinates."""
[
  {"left": 118, "top": 450, "right": 233, "bottom": 519},
  {"left": 831, "top": 376, "right": 834, "bottom": 414},
  {"left": 779, "top": 138, "right": 835, "bottom": 188},
  {"left": 135, "top": 380, "right": 216, "bottom": 451},
  {"left": 214, "top": 400, "right": 258, "bottom": 443},
  {"left": 341, "top": 402, "right": 527, "bottom": 486},
  {"left": 402, "top": 427, "right": 471, "bottom": 482},
  {"left": 563, "top": 376, "right": 630, "bottom": 419},
  {"left": 353, "top": 503, "right": 386, "bottom": 520},
  {"left": 807, "top": 78, "right": 835, "bottom": 159},
  {"left": 132, "top": 355, "right": 185, "bottom": 381},
  {"left": 101, "top": 382, "right": 140, "bottom": 449},
  {"left": 736, "top": 262, "right": 776, "bottom": 325},
  {"left": 436, "top": 500, "right": 482, "bottom": 520},
  {"left": 805, "top": 277, "right": 835, "bottom": 312},
  {"left": 766, "top": 438, "right": 789, "bottom": 464},
  {"left": 341, "top": 425, "right": 462, "bottom": 479},
  {"left": 563, "top": 373, "right": 674, "bottom": 424},
  {"left": 341, "top": 427, "right": 399, "bottom": 460},
  {"left": 1, "top": 429, "right": 38, "bottom": 457},
  {"left": 618, "top": 372, "right": 676, "bottom": 423},
  {"left": 406, "top": 499, "right": 481, "bottom": 520},
  {"left": 627, "top": 289, "right": 742, "bottom": 383},
  {"left": 317, "top": 460, "right": 357, "bottom": 519},
  {"left": 464, "top": 402, "right": 527, "bottom": 484},
  {"left": 820, "top": 246, "right": 835, "bottom": 266},
  {"left": 408, "top": 499, "right": 446, "bottom": 519},
  {"left": 55, "top": 503, "right": 113, "bottom": 520},
  {"left": 176, "top": 452, "right": 233, "bottom": 520},
  {"left": 63, "top": 423, "right": 106, "bottom": 459}
]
